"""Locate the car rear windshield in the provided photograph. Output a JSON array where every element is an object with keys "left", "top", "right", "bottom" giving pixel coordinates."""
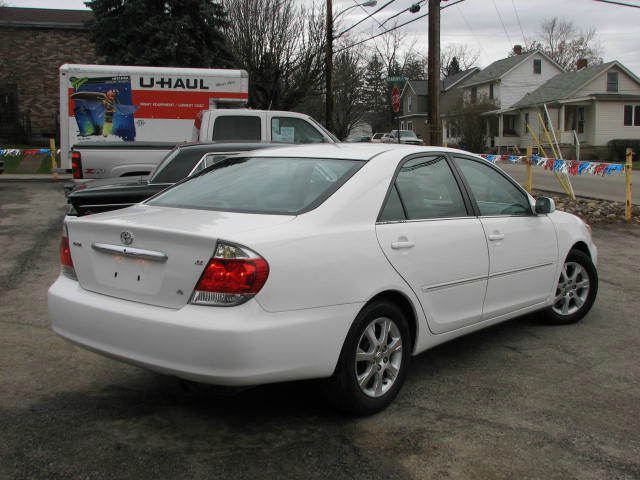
[{"left": 146, "top": 157, "right": 363, "bottom": 215}]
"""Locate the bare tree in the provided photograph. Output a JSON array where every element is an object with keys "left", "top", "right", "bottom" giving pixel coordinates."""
[
  {"left": 332, "top": 49, "right": 366, "bottom": 140},
  {"left": 224, "top": 0, "right": 325, "bottom": 110},
  {"left": 440, "top": 43, "right": 479, "bottom": 77},
  {"left": 522, "top": 17, "right": 603, "bottom": 70}
]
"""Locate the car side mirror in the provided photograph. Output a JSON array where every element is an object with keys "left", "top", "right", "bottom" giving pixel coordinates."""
[{"left": 535, "top": 197, "right": 555, "bottom": 214}]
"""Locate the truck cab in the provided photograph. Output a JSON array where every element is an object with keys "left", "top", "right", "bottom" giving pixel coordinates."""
[{"left": 192, "top": 110, "right": 339, "bottom": 144}]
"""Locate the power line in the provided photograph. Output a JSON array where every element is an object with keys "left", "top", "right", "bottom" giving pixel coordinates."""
[
  {"left": 491, "top": 0, "right": 513, "bottom": 46},
  {"left": 456, "top": 2, "right": 488, "bottom": 63},
  {"left": 593, "top": 0, "right": 640, "bottom": 7},
  {"left": 351, "top": 0, "right": 385, "bottom": 28},
  {"left": 337, "top": 0, "right": 398, "bottom": 38},
  {"left": 511, "top": 0, "right": 526, "bottom": 45},
  {"left": 335, "top": 0, "right": 467, "bottom": 54},
  {"left": 378, "top": 0, "right": 426, "bottom": 28}
]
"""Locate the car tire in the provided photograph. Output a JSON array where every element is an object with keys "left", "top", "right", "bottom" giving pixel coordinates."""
[
  {"left": 324, "top": 300, "right": 411, "bottom": 416},
  {"left": 538, "top": 249, "right": 598, "bottom": 325}
]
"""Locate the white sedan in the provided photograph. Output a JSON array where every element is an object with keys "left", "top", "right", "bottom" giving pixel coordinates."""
[{"left": 49, "top": 144, "right": 598, "bottom": 415}]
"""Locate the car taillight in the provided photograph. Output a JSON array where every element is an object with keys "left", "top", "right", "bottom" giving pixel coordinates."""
[
  {"left": 191, "top": 242, "right": 269, "bottom": 306},
  {"left": 71, "top": 151, "right": 82, "bottom": 179},
  {"left": 60, "top": 224, "right": 77, "bottom": 280},
  {"left": 194, "top": 110, "right": 203, "bottom": 131}
]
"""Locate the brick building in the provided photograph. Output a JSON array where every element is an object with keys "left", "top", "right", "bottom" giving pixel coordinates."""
[{"left": 0, "top": 7, "right": 96, "bottom": 144}]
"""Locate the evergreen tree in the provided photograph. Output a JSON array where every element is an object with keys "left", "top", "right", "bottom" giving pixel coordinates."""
[
  {"left": 362, "top": 54, "right": 389, "bottom": 132},
  {"left": 85, "top": 0, "right": 233, "bottom": 67},
  {"left": 446, "top": 57, "right": 461, "bottom": 77}
]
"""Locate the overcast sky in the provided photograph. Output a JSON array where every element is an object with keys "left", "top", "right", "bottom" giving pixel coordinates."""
[{"left": 6, "top": 0, "right": 640, "bottom": 72}]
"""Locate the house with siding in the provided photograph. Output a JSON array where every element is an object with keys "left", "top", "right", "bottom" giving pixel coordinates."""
[
  {"left": 398, "top": 68, "right": 479, "bottom": 140},
  {"left": 505, "top": 60, "right": 640, "bottom": 153},
  {"left": 445, "top": 46, "right": 564, "bottom": 148}
]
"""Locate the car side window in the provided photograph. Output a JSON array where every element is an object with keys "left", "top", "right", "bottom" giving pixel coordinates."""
[
  {"left": 454, "top": 156, "right": 532, "bottom": 216},
  {"left": 213, "top": 116, "right": 261, "bottom": 141},
  {"left": 379, "top": 185, "right": 406, "bottom": 222},
  {"left": 271, "top": 117, "right": 325, "bottom": 144},
  {"left": 191, "top": 153, "right": 237, "bottom": 175},
  {"left": 381, "top": 155, "right": 467, "bottom": 221}
]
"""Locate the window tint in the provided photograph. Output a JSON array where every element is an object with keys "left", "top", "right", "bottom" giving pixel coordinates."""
[
  {"left": 379, "top": 185, "right": 406, "bottom": 222},
  {"left": 454, "top": 156, "right": 531, "bottom": 216},
  {"left": 213, "top": 116, "right": 261, "bottom": 141},
  {"left": 150, "top": 148, "right": 205, "bottom": 184},
  {"left": 271, "top": 117, "right": 325, "bottom": 144},
  {"left": 393, "top": 156, "right": 467, "bottom": 220},
  {"left": 147, "top": 157, "right": 361, "bottom": 215}
]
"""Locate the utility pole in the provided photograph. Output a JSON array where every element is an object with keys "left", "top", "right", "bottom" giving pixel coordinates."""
[
  {"left": 427, "top": 0, "right": 441, "bottom": 146},
  {"left": 325, "top": 0, "right": 334, "bottom": 132}
]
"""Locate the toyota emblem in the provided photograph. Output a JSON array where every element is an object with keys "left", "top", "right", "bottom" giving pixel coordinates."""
[{"left": 120, "top": 231, "right": 134, "bottom": 245}]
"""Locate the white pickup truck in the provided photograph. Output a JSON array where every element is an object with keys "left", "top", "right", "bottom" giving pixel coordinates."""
[{"left": 71, "top": 109, "right": 337, "bottom": 180}]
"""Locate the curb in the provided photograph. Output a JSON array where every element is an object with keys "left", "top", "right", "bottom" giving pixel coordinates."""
[{"left": 0, "top": 175, "right": 72, "bottom": 183}]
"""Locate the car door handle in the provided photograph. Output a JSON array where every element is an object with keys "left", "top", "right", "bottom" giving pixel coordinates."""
[
  {"left": 391, "top": 240, "right": 415, "bottom": 249},
  {"left": 488, "top": 232, "right": 505, "bottom": 241}
]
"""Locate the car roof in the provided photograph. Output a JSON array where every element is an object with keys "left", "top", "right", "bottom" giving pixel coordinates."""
[{"left": 245, "top": 143, "right": 477, "bottom": 161}]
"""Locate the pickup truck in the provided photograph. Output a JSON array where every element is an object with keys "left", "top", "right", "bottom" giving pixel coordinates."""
[{"left": 71, "top": 109, "right": 337, "bottom": 180}]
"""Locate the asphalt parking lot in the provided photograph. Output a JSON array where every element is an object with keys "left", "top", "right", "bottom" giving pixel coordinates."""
[{"left": 1, "top": 182, "right": 639, "bottom": 480}]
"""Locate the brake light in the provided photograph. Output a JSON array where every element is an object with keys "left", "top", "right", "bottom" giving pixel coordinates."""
[
  {"left": 194, "top": 110, "right": 203, "bottom": 131},
  {"left": 191, "top": 242, "right": 269, "bottom": 306},
  {"left": 71, "top": 151, "right": 82, "bottom": 179},
  {"left": 60, "top": 224, "right": 77, "bottom": 280}
]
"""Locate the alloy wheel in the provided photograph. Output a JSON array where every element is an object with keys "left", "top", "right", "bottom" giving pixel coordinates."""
[
  {"left": 553, "top": 261, "right": 590, "bottom": 316},
  {"left": 355, "top": 317, "right": 403, "bottom": 398}
]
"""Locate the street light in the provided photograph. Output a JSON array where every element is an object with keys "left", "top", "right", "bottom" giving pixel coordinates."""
[{"left": 325, "top": 0, "right": 377, "bottom": 133}]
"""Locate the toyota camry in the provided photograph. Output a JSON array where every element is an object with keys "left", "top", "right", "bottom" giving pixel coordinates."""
[{"left": 48, "top": 144, "right": 598, "bottom": 415}]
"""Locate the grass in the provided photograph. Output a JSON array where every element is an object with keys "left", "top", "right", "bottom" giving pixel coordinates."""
[{"left": 1, "top": 145, "right": 54, "bottom": 174}]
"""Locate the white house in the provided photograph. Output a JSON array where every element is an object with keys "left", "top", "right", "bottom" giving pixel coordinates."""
[
  {"left": 504, "top": 60, "right": 640, "bottom": 150},
  {"left": 443, "top": 46, "right": 565, "bottom": 147}
]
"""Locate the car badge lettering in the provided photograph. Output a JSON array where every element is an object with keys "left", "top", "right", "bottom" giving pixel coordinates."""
[{"left": 120, "top": 231, "right": 134, "bottom": 245}]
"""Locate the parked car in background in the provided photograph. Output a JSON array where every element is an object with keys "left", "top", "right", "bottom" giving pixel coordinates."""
[
  {"left": 192, "top": 109, "right": 339, "bottom": 144},
  {"left": 67, "top": 142, "right": 281, "bottom": 216},
  {"left": 71, "top": 110, "right": 336, "bottom": 181},
  {"left": 370, "top": 133, "right": 385, "bottom": 143},
  {"left": 346, "top": 135, "right": 371, "bottom": 143},
  {"left": 50, "top": 144, "right": 598, "bottom": 415},
  {"left": 383, "top": 130, "right": 423, "bottom": 145}
]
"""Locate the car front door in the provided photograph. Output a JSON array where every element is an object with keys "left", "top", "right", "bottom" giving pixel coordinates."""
[
  {"left": 375, "top": 154, "right": 489, "bottom": 334},
  {"left": 452, "top": 155, "right": 558, "bottom": 319}
]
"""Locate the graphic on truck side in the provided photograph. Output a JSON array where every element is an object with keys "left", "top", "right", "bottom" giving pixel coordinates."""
[{"left": 70, "top": 75, "right": 138, "bottom": 141}]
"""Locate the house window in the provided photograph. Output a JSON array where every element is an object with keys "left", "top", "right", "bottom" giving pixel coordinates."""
[
  {"left": 408, "top": 95, "right": 412, "bottom": 113},
  {"left": 624, "top": 105, "right": 640, "bottom": 127},
  {"left": 407, "top": 121, "right": 413, "bottom": 130},
  {"left": 450, "top": 123, "right": 457, "bottom": 138},
  {"left": 401, "top": 121, "right": 405, "bottom": 129},
  {"left": 533, "top": 59, "right": 542, "bottom": 74},
  {"left": 471, "top": 86, "right": 477, "bottom": 104},
  {"left": 607, "top": 72, "right": 619, "bottom": 92},
  {"left": 523, "top": 112, "right": 529, "bottom": 128},
  {"left": 576, "top": 107, "right": 585, "bottom": 134},
  {"left": 489, "top": 83, "right": 494, "bottom": 100}
]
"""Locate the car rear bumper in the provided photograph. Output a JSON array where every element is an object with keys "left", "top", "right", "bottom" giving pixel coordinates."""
[{"left": 48, "top": 275, "right": 362, "bottom": 386}]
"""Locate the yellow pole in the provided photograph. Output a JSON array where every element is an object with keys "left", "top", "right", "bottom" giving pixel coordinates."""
[
  {"left": 626, "top": 148, "right": 633, "bottom": 223},
  {"left": 49, "top": 138, "right": 58, "bottom": 180},
  {"left": 525, "top": 146, "right": 533, "bottom": 193},
  {"left": 536, "top": 112, "right": 573, "bottom": 197},
  {"left": 526, "top": 124, "right": 548, "bottom": 157}
]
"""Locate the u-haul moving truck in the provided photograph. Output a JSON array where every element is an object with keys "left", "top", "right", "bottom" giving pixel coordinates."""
[{"left": 59, "top": 64, "right": 249, "bottom": 169}]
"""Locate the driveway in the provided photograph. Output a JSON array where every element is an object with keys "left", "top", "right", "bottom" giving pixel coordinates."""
[
  {"left": 498, "top": 163, "right": 640, "bottom": 204},
  {"left": 1, "top": 182, "right": 639, "bottom": 479}
]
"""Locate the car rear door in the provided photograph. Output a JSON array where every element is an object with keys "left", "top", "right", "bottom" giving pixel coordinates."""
[
  {"left": 452, "top": 155, "right": 558, "bottom": 319},
  {"left": 375, "top": 154, "right": 489, "bottom": 334}
]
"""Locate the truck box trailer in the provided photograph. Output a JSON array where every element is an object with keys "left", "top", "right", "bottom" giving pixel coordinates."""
[{"left": 59, "top": 64, "right": 249, "bottom": 170}]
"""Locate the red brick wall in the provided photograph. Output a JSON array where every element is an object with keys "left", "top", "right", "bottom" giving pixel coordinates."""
[{"left": 0, "top": 27, "right": 97, "bottom": 142}]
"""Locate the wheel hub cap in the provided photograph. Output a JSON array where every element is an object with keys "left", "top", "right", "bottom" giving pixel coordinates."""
[
  {"left": 355, "top": 317, "right": 403, "bottom": 398},
  {"left": 552, "top": 261, "right": 590, "bottom": 316}
]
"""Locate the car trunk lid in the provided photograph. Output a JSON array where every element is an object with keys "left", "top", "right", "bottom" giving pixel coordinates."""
[{"left": 66, "top": 205, "right": 294, "bottom": 309}]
